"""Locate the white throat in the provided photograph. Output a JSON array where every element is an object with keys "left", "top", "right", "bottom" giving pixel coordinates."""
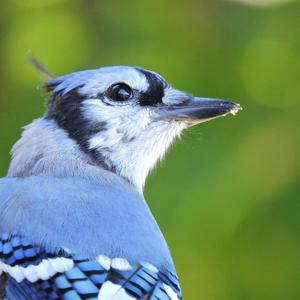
[{"left": 88, "top": 120, "right": 186, "bottom": 192}]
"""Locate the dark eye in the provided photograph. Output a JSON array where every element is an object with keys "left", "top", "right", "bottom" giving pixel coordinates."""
[{"left": 107, "top": 83, "right": 133, "bottom": 101}]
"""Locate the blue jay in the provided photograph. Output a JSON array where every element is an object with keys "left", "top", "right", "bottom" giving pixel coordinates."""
[{"left": 0, "top": 66, "right": 241, "bottom": 300}]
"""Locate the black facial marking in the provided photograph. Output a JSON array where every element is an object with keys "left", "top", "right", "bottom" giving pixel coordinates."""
[
  {"left": 46, "top": 90, "right": 111, "bottom": 170},
  {"left": 136, "top": 67, "right": 165, "bottom": 106}
]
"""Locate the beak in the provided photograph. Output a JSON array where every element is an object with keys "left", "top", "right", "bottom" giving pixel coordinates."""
[{"left": 158, "top": 97, "right": 242, "bottom": 125}]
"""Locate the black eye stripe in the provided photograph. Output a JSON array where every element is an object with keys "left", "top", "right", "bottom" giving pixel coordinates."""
[{"left": 135, "top": 68, "right": 165, "bottom": 106}]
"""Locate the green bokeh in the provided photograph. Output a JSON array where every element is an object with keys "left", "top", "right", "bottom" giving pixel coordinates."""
[{"left": 0, "top": 0, "right": 299, "bottom": 299}]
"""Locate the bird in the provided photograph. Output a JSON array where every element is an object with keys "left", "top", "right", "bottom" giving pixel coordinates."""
[{"left": 0, "top": 65, "right": 241, "bottom": 300}]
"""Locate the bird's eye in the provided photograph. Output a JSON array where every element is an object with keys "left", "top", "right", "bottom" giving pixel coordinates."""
[{"left": 107, "top": 83, "right": 133, "bottom": 102}]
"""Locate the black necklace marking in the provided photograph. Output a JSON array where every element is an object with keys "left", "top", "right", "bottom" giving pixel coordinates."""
[{"left": 46, "top": 90, "right": 113, "bottom": 171}]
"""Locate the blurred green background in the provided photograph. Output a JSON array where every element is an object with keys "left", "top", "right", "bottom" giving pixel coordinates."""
[{"left": 0, "top": 0, "right": 300, "bottom": 299}]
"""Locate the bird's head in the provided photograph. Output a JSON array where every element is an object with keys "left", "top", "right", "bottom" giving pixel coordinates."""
[{"left": 45, "top": 66, "right": 241, "bottom": 191}]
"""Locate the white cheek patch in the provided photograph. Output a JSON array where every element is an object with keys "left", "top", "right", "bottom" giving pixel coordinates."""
[
  {"left": 83, "top": 99, "right": 153, "bottom": 150},
  {"left": 79, "top": 67, "right": 149, "bottom": 98},
  {"left": 83, "top": 97, "right": 186, "bottom": 191},
  {"left": 0, "top": 257, "right": 74, "bottom": 283},
  {"left": 83, "top": 98, "right": 152, "bottom": 126}
]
